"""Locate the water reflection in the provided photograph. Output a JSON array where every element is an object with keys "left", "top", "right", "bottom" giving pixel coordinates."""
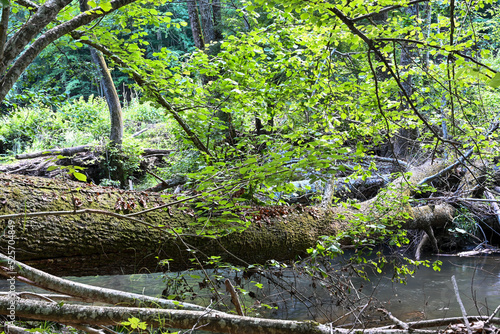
[{"left": 1, "top": 256, "right": 500, "bottom": 323}]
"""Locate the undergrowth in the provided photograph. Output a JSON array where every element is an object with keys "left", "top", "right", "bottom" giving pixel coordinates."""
[{"left": 0, "top": 96, "right": 169, "bottom": 158}]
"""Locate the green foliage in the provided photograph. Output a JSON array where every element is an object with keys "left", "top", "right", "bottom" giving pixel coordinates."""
[
  {"left": 121, "top": 317, "right": 148, "bottom": 331},
  {"left": 101, "top": 137, "right": 144, "bottom": 184},
  {"left": 0, "top": 96, "right": 168, "bottom": 157},
  {"left": 449, "top": 207, "right": 479, "bottom": 241},
  {"left": 46, "top": 157, "right": 88, "bottom": 182},
  {"left": 0, "top": 106, "right": 67, "bottom": 154}
]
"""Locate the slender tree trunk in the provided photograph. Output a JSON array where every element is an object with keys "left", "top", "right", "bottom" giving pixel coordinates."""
[
  {"left": 199, "top": 0, "right": 215, "bottom": 44},
  {"left": 393, "top": 4, "right": 419, "bottom": 159},
  {"left": 187, "top": 0, "right": 205, "bottom": 49},
  {"left": 79, "top": 0, "right": 126, "bottom": 186},
  {"left": 212, "top": 0, "right": 223, "bottom": 41},
  {"left": 0, "top": 2, "right": 10, "bottom": 61},
  {"left": 79, "top": 0, "right": 123, "bottom": 146},
  {"left": 90, "top": 49, "right": 123, "bottom": 145}
]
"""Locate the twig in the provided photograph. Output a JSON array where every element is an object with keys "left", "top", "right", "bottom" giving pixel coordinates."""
[
  {"left": 225, "top": 279, "right": 244, "bottom": 316},
  {"left": 127, "top": 179, "right": 245, "bottom": 217},
  {"left": 131, "top": 125, "right": 157, "bottom": 138},
  {"left": 146, "top": 170, "right": 170, "bottom": 184},
  {"left": 352, "top": 0, "right": 429, "bottom": 22},
  {"left": 451, "top": 275, "right": 472, "bottom": 334},
  {"left": 378, "top": 308, "right": 409, "bottom": 330},
  {"left": 485, "top": 304, "right": 500, "bottom": 325},
  {"left": 485, "top": 190, "right": 500, "bottom": 227},
  {"left": 418, "top": 123, "right": 499, "bottom": 186}
]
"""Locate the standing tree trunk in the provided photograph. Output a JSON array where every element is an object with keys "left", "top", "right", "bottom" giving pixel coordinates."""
[
  {"left": 212, "top": 0, "right": 223, "bottom": 41},
  {"left": 79, "top": 0, "right": 123, "bottom": 146},
  {"left": 199, "top": 0, "right": 215, "bottom": 45},
  {"left": 89, "top": 49, "right": 124, "bottom": 146},
  {"left": 80, "top": 0, "right": 125, "bottom": 185},
  {"left": 187, "top": 0, "right": 205, "bottom": 49},
  {"left": 393, "top": 4, "right": 419, "bottom": 159}
]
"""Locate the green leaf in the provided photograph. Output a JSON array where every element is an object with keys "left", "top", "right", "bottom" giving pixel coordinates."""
[
  {"left": 100, "top": 1, "right": 112, "bottom": 11},
  {"left": 488, "top": 72, "right": 500, "bottom": 88},
  {"left": 73, "top": 172, "right": 87, "bottom": 182},
  {"left": 0, "top": 0, "right": 9, "bottom": 6}
]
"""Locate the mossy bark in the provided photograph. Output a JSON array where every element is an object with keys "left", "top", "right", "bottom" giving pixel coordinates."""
[{"left": 0, "top": 161, "right": 454, "bottom": 276}]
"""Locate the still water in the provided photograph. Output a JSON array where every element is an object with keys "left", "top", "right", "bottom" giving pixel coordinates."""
[{"left": 2, "top": 255, "right": 500, "bottom": 323}]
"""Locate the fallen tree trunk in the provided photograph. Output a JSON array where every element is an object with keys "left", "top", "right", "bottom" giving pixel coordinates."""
[
  {"left": 0, "top": 161, "right": 454, "bottom": 276},
  {"left": 14, "top": 146, "right": 175, "bottom": 160},
  {"left": 1, "top": 295, "right": 498, "bottom": 334},
  {"left": 0, "top": 252, "right": 206, "bottom": 310},
  {"left": 15, "top": 145, "right": 94, "bottom": 160}
]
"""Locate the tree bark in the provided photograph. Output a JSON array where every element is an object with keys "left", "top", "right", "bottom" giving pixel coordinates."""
[
  {"left": 199, "top": 0, "right": 215, "bottom": 45},
  {"left": 0, "top": 296, "right": 335, "bottom": 334},
  {"left": 14, "top": 146, "right": 174, "bottom": 160},
  {"left": 0, "top": 161, "right": 454, "bottom": 276},
  {"left": 0, "top": 252, "right": 206, "bottom": 310},
  {"left": 0, "top": 2, "right": 10, "bottom": 61},
  {"left": 1, "top": 295, "right": 498, "bottom": 334},
  {"left": 88, "top": 49, "right": 123, "bottom": 146},
  {"left": 187, "top": 0, "right": 205, "bottom": 49}
]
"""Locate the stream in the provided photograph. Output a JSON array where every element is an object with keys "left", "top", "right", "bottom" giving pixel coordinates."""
[{"left": 2, "top": 255, "right": 500, "bottom": 325}]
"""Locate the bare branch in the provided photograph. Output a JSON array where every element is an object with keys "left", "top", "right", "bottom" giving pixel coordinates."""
[{"left": 0, "top": 253, "right": 208, "bottom": 311}]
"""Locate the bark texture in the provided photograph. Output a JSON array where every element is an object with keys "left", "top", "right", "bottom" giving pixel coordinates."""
[
  {"left": 0, "top": 161, "right": 454, "bottom": 276},
  {"left": 0, "top": 296, "right": 333, "bottom": 334},
  {"left": 187, "top": 0, "right": 204, "bottom": 49}
]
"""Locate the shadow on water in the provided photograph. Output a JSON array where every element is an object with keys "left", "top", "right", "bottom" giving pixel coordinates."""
[{"left": 2, "top": 255, "right": 500, "bottom": 324}]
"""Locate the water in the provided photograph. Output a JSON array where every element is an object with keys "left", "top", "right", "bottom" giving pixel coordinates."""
[
  {"left": 374, "top": 255, "right": 500, "bottom": 321},
  {"left": 2, "top": 255, "right": 500, "bottom": 323}
]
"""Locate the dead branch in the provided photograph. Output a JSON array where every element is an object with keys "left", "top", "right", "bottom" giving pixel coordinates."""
[
  {"left": 451, "top": 275, "right": 472, "bottom": 334},
  {"left": 15, "top": 145, "right": 93, "bottom": 159},
  {"left": 0, "top": 296, "right": 334, "bottom": 334},
  {"left": 378, "top": 308, "right": 409, "bottom": 330},
  {"left": 225, "top": 278, "right": 244, "bottom": 316},
  {"left": 0, "top": 253, "right": 207, "bottom": 311},
  {"left": 2, "top": 324, "right": 32, "bottom": 334},
  {"left": 145, "top": 172, "right": 186, "bottom": 192}
]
